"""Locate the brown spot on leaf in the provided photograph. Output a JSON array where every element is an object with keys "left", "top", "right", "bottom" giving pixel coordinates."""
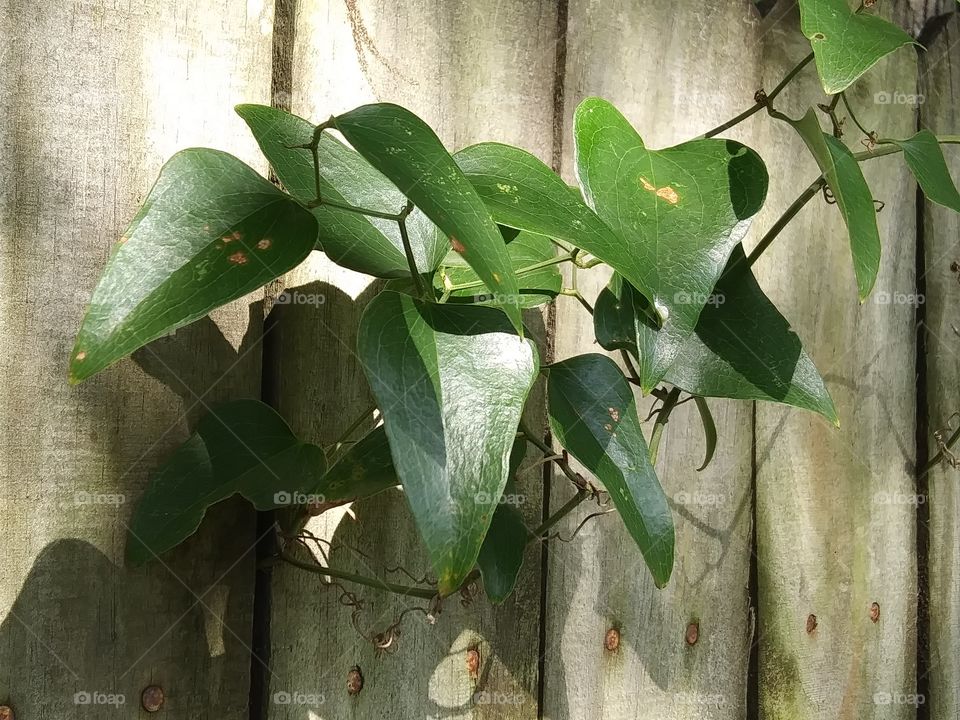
[
  {"left": 450, "top": 236, "right": 466, "bottom": 254},
  {"left": 347, "top": 665, "right": 364, "bottom": 696},
  {"left": 639, "top": 177, "right": 680, "bottom": 205},
  {"left": 118, "top": 235, "right": 129, "bottom": 245},
  {"left": 257, "top": 238, "right": 272, "bottom": 250},
  {"left": 75, "top": 351, "right": 86, "bottom": 362},
  {"left": 870, "top": 602, "right": 880, "bottom": 623},
  {"left": 228, "top": 251, "right": 248, "bottom": 265},
  {"left": 604, "top": 627, "right": 621, "bottom": 652},
  {"left": 603, "top": 423, "right": 613, "bottom": 432},
  {"left": 608, "top": 407, "right": 620, "bottom": 422},
  {"left": 806, "top": 613, "right": 818, "bottom": 634}
]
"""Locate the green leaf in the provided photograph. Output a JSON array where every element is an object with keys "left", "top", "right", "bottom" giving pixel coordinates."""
[
  {"left": 317, "top": 425, "right": 399, "bottom": 503},
  {"left": 236, "top": 104, "right": 446, "bottom": 278},
  {"left": 888, "top": 130, "right": 960, "bottom": 213},
  {"left": 454, "top": 142, "right": 652, "bottom": 304},
  {"left": 693, "top": 397, "right": 717, "bottom": 472},
  {"left": 334, "top": 104, "right": 524, "bottom": 334},
  {"left": 435, "top": 230, "right": 562, "bottom": 308},
  {"left": 799, "top": 0, "right": 914, "bottom": 94},
  {"left": 546, "top": 354, "right": 674, "bottom": 587},
  {"left": 594, "top": 246, "right": 838, "bottom": 424},
  {"left": 357, "top": 291, "right": 539, "bottom": 594},
  {"left": 788, "top": 108, "right": 880, "bottom": 300},
  {"left": 127, "top": 400, "right": 326, "bottom": 565},
  {"left": 71, "top": 149, "right": 317, "bottom": 382},
  {"left": 477, "top": 440, "right": 531, "bottom": 604},
  {"left": 573, "top": 97, "right": 768, "bottom": 391}
]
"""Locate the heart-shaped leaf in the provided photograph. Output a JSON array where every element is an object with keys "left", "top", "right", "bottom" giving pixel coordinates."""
[
  {"left": 127, "top": 400, "right": 326, "bottom": 565},
  {"left": 435, "top": 230, "right": 562, "bottom": 308},
  {"left": 454, "top": 142, "right": 653, "bottom": 305},
  {"left": 788, "top": 108, "right": 880, "bottom": 300},
  {"left": 477, "top": 440, "right": 530, "bottom": 604},
  {"left": 236, "top": 104, "right": 447, "bottom": 278},
  {"left": 574, "top": 97, "right": 768, "bottom": 391},
  {"left": 70, "top": 149, "right": 317, "bottom": 382},
  {"left": 357, "top": 291, "right": 539, "bottom": 594},
  {"left": 799, "top": 0, "right": 914, "bottom": 94},
  {"left": 334, "top": 104, "right": 524, "bottom": 335},
  {"left": 317, "top": 425, "right": 399, "bottom": 503},
  {"left": 595, "top": 246, "right": 838, "bottom": 424},
  {"left": 888, "top": 130, "right": 960, "bottom": 213},
  {"left": 546, "top": 354, "right": 674, "bottom": 587}
]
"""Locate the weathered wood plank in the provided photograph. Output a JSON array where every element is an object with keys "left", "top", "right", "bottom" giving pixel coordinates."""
[
  {"left": 919, "top": 15, "right": 960, "bottom": 720},
  {"left": 541, "top": 2, "right": 762, "bottom": 718},
  {"left": 752, "top": 4, "right": 918, "bottom": 717},
  {"left": 263, "top": 1, "right": 559, "bottom": 718},
  {"left": 0, "top": 1, "right": 273, "bottom": 716}
]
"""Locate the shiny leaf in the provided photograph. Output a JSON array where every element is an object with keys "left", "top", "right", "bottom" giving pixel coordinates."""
[
  {"left": 799, "top": 0, "right": 914, "bottom": 94},
  {"left": 547, "top": 354, "right": 674, "bottom": 587},
  {"left": 127, "top": 400, "right": 326, "bottom": 565},
  {"left": 236, "top": 103, "right": 446, "bottom": 278},
  {"left": 335, "top": 104, "right": 524, "bottom": 334},
  {"left": 574, "top": 97, "right": 768, "bottom": 391},
  {"left": 71, "top": 149, "right": 317, "bottom": 382},
  {"left": 358, "top": 291, "right": 539, "bottom": 594},
  {"left": 788, "top": 108, "right": 880, "bottom": 300}
]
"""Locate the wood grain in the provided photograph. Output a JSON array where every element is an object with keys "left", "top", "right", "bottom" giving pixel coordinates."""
[
  {"left": 263, "top": 1, "right": 558, "bottom": 718},
  {"left": 919, "top": 14, "right": 960, "bottom": 720},
  {"left": 751, "top": 4, "right": 918, "bottom": 718},
  {"left": 0, "top": 0, "right": 274, "bottom": 717},
  {"left": 541, "top": 2, "right": 763, "bottom": 718}
]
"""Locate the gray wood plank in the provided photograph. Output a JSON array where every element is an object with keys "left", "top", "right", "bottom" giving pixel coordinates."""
[
  {"left": 541, "top": 2, "right": 763, "bottom": 718},
  {"left": 0, "top": 1, "right": 273, "bottom": 716},
  {"left": 919, "top": 14, "right": 960, "bottom": 720},
  {"left": 752, "top": 4, "right": 918, "bottom": 718},
  {"left": 263, "top": 1, "right": 559, "bottom": 718}
]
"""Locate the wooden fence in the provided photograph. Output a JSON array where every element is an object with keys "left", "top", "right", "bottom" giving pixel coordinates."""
[{"left": 1, "top": 0, "right": 958, "bottom": 718}]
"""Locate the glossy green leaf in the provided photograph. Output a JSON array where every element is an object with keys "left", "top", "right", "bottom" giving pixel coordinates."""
[
  {"left": 595, "top": 246, "right": 838, "bottom": 424},
  {"left": 318, "top": 425, "right": 399, "bottom": 503},
  {"left": 693, "top": 397, "right": 717, "bottom": 472},
  {"left": 71, "top": 149, "right": 317, "bottom": 382},
  {"left": 454, "top": 142, "right": 652, "bottom": 303},
  {"left": 127, "top": 400, "right": 326, "bottom": 565},
  {"left": 236, "top": 104, "right": 446, "bottom": 278},
  {"left": 357, "top": 291, "right": 539, "bottom": 594},
  {"left": 435, "top": 230, "right": 562, "bottom": 308},
  {"left": 574, "top": 97, "right": 768, "bottom": 391},
  {"left": 546, "top": 354, "right": 674, "bottom": 587},
  {"left": 334, "top": 104, "right": 523, "bottom": 334},
  {"left": 888, "top": 130, "right": 960, "bottom": 213},
  {"left": 799, "top": 0, "right": 914, "bottom": 94},
  {"left": 789, "top": 108, "right": 880, "bottom": 300},
  {"left": 477, "top": 440, "right": 530, "bottom": 604}
]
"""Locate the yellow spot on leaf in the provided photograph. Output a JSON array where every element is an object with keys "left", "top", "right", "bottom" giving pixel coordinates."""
[
  {"left": 639, "top": 176, "right": 680, "bottom": 205},
  {"left": 228, "top": 251, "right": 248, "bottom": 265},
  {"left": 75, "top": 351, "right": 86, "bottom": 361},
  {"left": 492, "top": 272, "right": 502, "bottom": 283},
  {"left": 257, "top": 238, "right": 272, "bottom": 250},
  {"left": 608, "top": 407, "right": 620, "bottom": 422}
]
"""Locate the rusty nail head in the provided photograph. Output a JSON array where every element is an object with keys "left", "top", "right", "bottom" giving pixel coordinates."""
[
  {"left": 347, "top": 665, "right": 364, "bottom": 696},
  {"left": 806, "top": 614, "right": 818, "bottom": 634},
  {"left": 685, "top": 622, "right": 699, "bottom": 646},
  {"left": 466, "top": 648, "right": 481, "bottom": 678},
  {"left": 870, "top": 602, "right": 880, "bottom": 623},
  {"left": 141, "top": 685, "right": 164, "bottom": 712},
  {"left": 604, "top": 627, "right": 621, "bottom": 652},
  {"left": 0, "top": 705, "right": 14, "bottom": 720}
]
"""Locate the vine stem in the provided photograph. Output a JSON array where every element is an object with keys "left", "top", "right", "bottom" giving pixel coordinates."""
[
  {"left": 648, "top": 388, "right": 681, "bottom": 465},
  {"left": 700, "top": 52, "right": 814, "bottom": 139},
  {"left": 398, "top": 214, "right": 426, "bottom": 297},
  {"left": 445, "top": 253, "right": 576, "bottom": 292},
  {"left": 279, "top": 551, "right": 437, "bottom": 600},
  {"left": 327, "top": 402, "right": 378, "bottom": 453}
]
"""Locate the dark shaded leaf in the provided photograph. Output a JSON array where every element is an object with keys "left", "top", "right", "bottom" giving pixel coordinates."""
[
  {"left": 693, "top": 397, "right": 717, "bottom": 472},
  {"left": 888, "top": 130, "right": 960, "bottom": 213}
]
